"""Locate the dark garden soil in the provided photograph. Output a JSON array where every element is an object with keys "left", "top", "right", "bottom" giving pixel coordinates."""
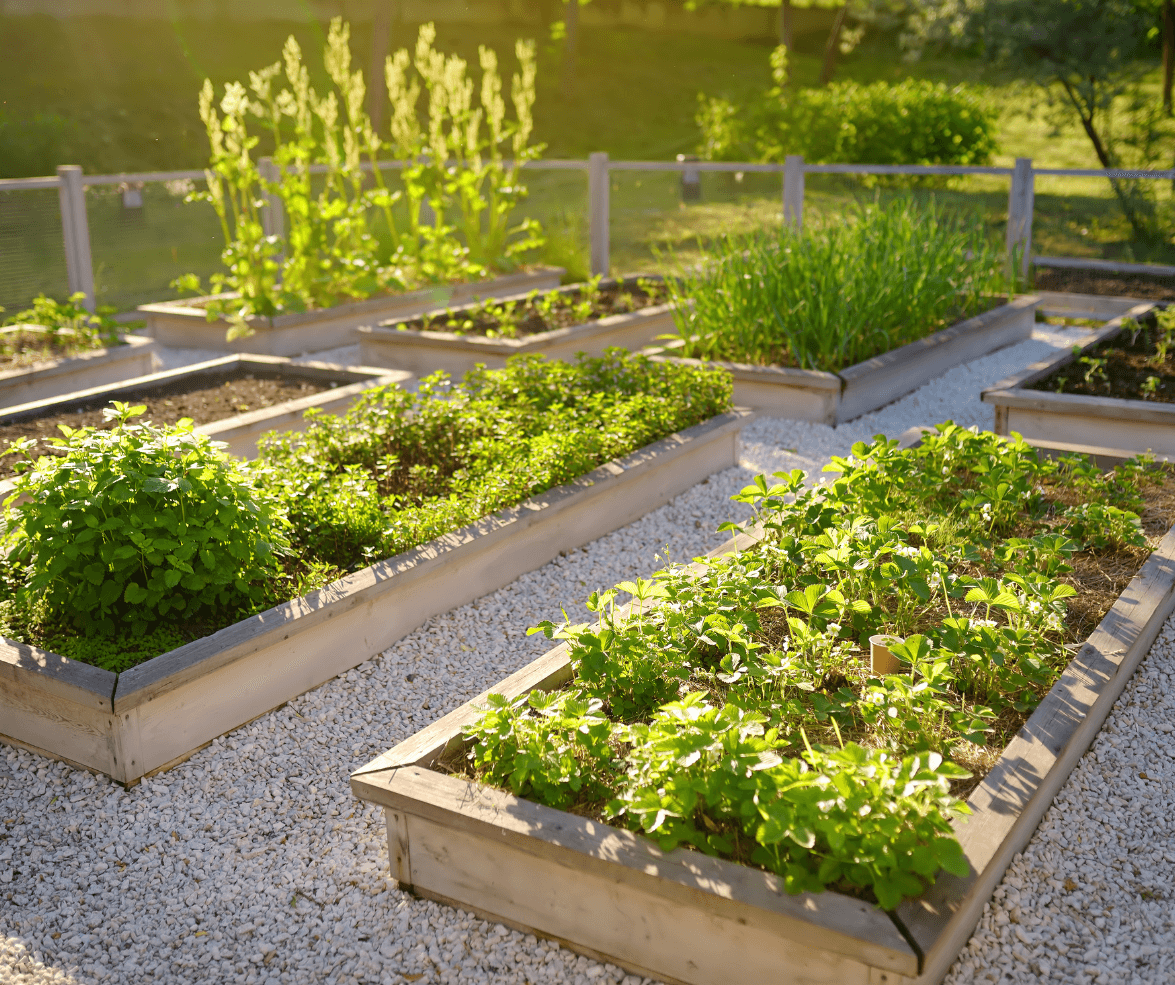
[
  {"left": 388, "top": 278, "right": 670, "bottom": 339},
  {"left": 1029, "top": 308, "right": 1175, "bottom": 404},
  {"left": 1034, "top": 267, "right": 1175, "bottom": 300},
  {"left": 0, "top": 369, "right": 332, "bottom": 479}
]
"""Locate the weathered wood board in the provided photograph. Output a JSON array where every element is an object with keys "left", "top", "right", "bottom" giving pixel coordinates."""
[{"left": 139, "top": 267, "right": 565, "bottom": 356}]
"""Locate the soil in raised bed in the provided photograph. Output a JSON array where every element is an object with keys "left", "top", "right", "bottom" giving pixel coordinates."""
[
  {"left": 1028, "top": 308, "right": 1175, "bottom": 403},
  {"left": 0, "top": 369, "right": 334, "bottom": 479},
  {"left": 1034, "top": 267, "right": 1175, "bottom": 300},
  {"left": 0, "top": 327, "right": 124, "bottom": 371},
  {"left": 387, "top": 278, "right": 670, "bottom": 339}
]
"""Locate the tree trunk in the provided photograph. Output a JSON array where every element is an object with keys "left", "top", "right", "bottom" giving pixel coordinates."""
[
  {"left": 368, "top": 1, "right": 393, "bottom": 134},
  {"left": 1164, "top": 0, "right": 1174, "bottom": 115},
  {"left": 562, "top": 0, "right": 579, "bottom": 95},
  {"left": 820, "top": 4, "right": 849, "bottom": 86},
  {"left": 780, "top": 0, "right": 793, "bottom": 53},
  {"left": 1059, "top": 78, "right": 1153, "bottom": 239}
]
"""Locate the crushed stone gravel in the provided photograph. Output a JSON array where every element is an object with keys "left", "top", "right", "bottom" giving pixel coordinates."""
[{"left": 5, "top": 323, "right": 1168, "bottom": 985}]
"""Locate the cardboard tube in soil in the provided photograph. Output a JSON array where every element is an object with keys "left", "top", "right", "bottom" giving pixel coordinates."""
[{"left": 870, "top": 634, "right": 903, "bottom": 675}]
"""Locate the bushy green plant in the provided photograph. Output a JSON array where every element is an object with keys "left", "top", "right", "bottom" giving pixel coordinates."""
[
  {"left": 2, "top": 292, "right": 120, "bottom": 356},
  {"left": 464, "top": 424, "right": 1165, "bottom": 908},
  {"left": 257, "top": 351, "right": 733, "bottom": 572},
  {"left": 664, "top": 197, "right": 1011, "bottom": 371},
  {"left": 0, "top": 403, "right": 289, "bottom": 636},
  {"left": 179, "top": 18, "right": 546, "bottom": 333},
  {"left": 698, "top": 48, "right": 997, "bottom": 169}
]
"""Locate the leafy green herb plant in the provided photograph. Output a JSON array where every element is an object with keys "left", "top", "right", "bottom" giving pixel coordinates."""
[
  {"left": 1, "top": 403, "right": 289, "bottom": 637},
  {"left": 462, "top": 424, "right": 1167, "bottom": 909}
]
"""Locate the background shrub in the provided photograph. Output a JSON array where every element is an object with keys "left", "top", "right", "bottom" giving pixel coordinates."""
[{"left": 699, "top": 73, "right": 997, "bottom": 168}]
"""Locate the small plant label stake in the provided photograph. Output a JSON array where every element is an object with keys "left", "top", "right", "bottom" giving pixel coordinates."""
[{"left": 869, "top": 634, "right": 903, "bottom": 675}]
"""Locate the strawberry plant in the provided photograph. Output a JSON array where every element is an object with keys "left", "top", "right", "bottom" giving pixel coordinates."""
[{"left": 462, "top": 424, "right": 1168, "bottom": 909}]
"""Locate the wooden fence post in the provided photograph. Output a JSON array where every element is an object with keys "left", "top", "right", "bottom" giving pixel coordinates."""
[
  {"left": 589, "top": 151, "right": 610, "bottom": 276},
  {"left": 783, "top": 154, "right": 804, "bottom": 232},
  {"left": 56, "top": 165, "right": 95, "bottom": 311},
  {"left": 1006, "top": 157, "right": 1034, "bottom": 282}
]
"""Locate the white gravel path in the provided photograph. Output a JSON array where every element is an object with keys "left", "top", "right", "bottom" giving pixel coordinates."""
[{"left": 6, "top": 323, "right": 1168, "bottom": 985}]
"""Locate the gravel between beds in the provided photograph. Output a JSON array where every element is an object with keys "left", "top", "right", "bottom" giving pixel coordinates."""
[{"left": 3, "top": 324, "right": 1168, "bottom": 985}]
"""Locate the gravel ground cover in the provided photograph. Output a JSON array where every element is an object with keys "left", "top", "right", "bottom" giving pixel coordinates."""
[{"left": 4, "top": 323, "right": 1170, "bottom": 985}]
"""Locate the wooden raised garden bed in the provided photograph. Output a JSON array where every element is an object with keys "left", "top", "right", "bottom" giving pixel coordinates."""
[
  {"left": 138, "top": 267, "right": 565, "bottom": 357},
  {"left": 0, "top": 331, "right": 158, "bottom": 411},
  {"left": 352, "top": 429, "right": 1175, "bottom": 985},
  {"left": 983, "top": 303, "right": 1173, "bottom": 456},
  {"left": 649, "top": 296, "right": 1039, "bottom": 424},
  {"left": 357, "top": 276, "right": 676, "bottom": 377},
  {"left": 0, "top": 354, "right": 411, "bottom": 467},
  {"left": 0, "top": 409, "right": 747, "bottom": 785}
]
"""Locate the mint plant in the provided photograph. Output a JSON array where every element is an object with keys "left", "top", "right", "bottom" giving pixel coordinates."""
[
  {"left": 463, "top": 424, "right": 1167, "bottom": 909},
  {"left": 1, "top": 403, "right": 289, "bottom": 635}
]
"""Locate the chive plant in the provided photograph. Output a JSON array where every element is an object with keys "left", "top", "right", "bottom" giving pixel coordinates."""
[{"left": 665, "top": 198, "right": 1013, "bottom": 372}]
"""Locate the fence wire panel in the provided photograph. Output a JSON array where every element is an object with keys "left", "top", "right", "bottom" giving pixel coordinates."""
[
  {"left": 0, "top": 188, "right": 68, "bottom": 316},
  {"left": 515, "top": 167, "right": 588, "bottom": 282},
  {"left": 86, "top": 178, "right": 223, "bottom": 313},
  {"left": 608, "top": 168, "right": 784, "bottom": 275},
  {"left": 1031, "top": 173, "right": 1175, "bottom": 268},
  {"left": 801, "top": 171, "right": 1013, "bottom": 245}
]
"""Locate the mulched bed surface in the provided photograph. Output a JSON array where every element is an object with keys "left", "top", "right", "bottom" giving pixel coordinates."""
[
  {"left": 394, "top": 281, "right": 668, "bottom": 338},
  {"left": 0, "top": 368, "right": 331, "bottom": 479},
  {"left": 1034, "top": 267, "right": 1175, "bottom": 300},
  {"left": 1029, "top": 309, "right": 1175, "bottom": 403}
]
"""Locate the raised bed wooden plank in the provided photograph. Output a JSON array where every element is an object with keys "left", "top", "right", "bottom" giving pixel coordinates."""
[
  {"left": 1034, "top": 291, "right": 1150, "bottom": 322},
  {"left": 0, "top": 640, "right": 117, "bottom": 776},
  {"left": 139, "top": 268, "right": 564, "bottom": 356},
  {"left": 897, "top": 524, "right": 1175, "bottom": 984},
  {"left": 384, "top": 767, "right": 917, "bottom": 985},
  {"left": 353, "top": 429, "right": 1175, "bottom": 985},
  {"left": 0, "top": 354, "right": 411, "bottom": 461},
  {"left": 0, "top": 409, "right": 748, "bottom": 784},
  {"left": 836, "top": 296, "right": 1038, "bottom": 422},
  {"left": 983, "top": 303, "right": 1170, "bottom": 453},
  {"left": 0, "top": 334, "right": 158, "bottom": 410},
  {"left": 357, "top": 276, "right": 678, "bottom": 377}
]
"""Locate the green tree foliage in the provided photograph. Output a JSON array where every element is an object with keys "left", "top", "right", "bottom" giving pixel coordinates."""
[
  {"left": 905, "top": 0, "right": 1174, "bottom": 240},
  {"left": 698, "top": 52, "right": 996, "bottom": 168}
]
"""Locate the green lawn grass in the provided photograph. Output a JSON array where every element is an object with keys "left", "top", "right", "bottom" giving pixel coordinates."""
[{"left": 0, "top": 12, "right": 1169, "bottom": 312}]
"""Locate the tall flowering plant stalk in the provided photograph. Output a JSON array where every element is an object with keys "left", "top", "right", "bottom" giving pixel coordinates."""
[{"left": 178, "top": 19, "right": 546, "bottom": 337}]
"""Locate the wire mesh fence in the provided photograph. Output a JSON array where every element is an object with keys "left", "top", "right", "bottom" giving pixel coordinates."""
[
  {"left": 2, "top": 158, "right": 1175, "bottom": 323},
  {"left": 0, "top": 186, "right": 69, "bottom": 317},
  {"left": 86, "top": 177, "right": 224, "bottom": 312}
]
